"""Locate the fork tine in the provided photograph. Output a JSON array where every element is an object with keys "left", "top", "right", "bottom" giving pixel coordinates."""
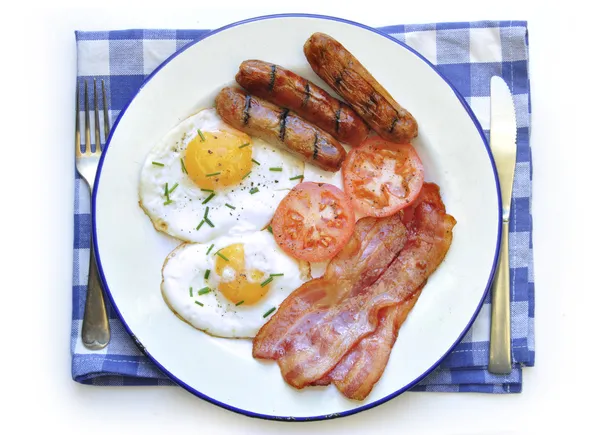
[
  {"left": 102, "top": 79, "right": 109, "bottom": 140},
  {"left": 93, "top": 78, "right": 101, "bottom": 154},
  {"left": 75, "top": 80, "right": 81, "bottom": 157},
  {"left": 84, "top": 80, "right": 91, "bottom": 155}
]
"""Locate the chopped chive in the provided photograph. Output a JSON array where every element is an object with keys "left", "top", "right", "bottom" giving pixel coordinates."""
[
  {"left": 270, "top": 273, "right": 284, "bottom": 277},
  {"left": 216, "top": 252, "right": 229, "bottom": 262},
  {"left": 202, "top": 193, "right": 216, "bottom": 204},
  {"left": 189, "top": 287, "right": 193, "bottom": 297},
  {"left": 238, "top": 143, "right": 251, "bottom": 149},
  {"left": 201, "top": 188, "right": 214, "bottom": 193},
  {"left": 204, "top": 207, "right": 209, "bottom": 219},
  {"left": 197, "top": 129, "right": 206, "bottom": 142},
  {"left": 168, "top": 182, "right": 179, "bottom": 194},
  {"left": 206, "top": 244, "right": 214, "bottom": 255},
  {"left": 195, "top": 301, "right": 204, "bottom": 307},
  {"left": 269, "top": 167, "right": 283, "bottom": 172},
  {"left": 196, "top": 220, "right": 205, "bottom": 230},
  {"left": 263, "top": 307, "right": 276, "bottom": 318},
  {"left": 252, "top": 159, "right": 261, "bottom": 165},
  {"left": 152, "top": 161, "right": 164, "bottom": 167},
  {"left": 163, "top": 200, "right": 173, "bottom": 205},
  {"left": 235, "top": 300, "right": 245, "bottom": 306},
  {"left": 180, "top": 158, "right": 188, "bottom": 174},
  {"left": 205, "top": 218, "right": 215, "bottom": 228},
  {"left": 289, "top": 175, "right": 304, "bottom": 181},
  {"left": 267, "top": 225, "right": 273, "bottom": 234},
  {"left": 204, "top": 269, "right": 210, "bottom": 280},
  {"left": 197, "top": 287, "right": 211, "bottom": 296},
  {"left": 206, "top": 172, "right": 221, "bottom": 177},
  {"left": 225, "top": 203, "right": 236, "bottom": 210},
  {"left": 250, "top": 187, "right": 259, "bottom": 195},
  {"left": 164, "top": 183, "right": 169, "bottom": 200},
  {"left": 242, "top": 171, "right": 252, "bottom": 180},
  {"left": 260, "top": 276, "right": 273, "bottom": 287}
]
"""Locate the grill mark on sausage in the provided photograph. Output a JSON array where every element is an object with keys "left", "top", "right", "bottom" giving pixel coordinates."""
[
  {"left": 313, "top": 133, "right": 319, "bottom": 160},
  {"left": 389, "top": 117, "right": 398, "bottom": 133},
  {"left": 279, "top": 109, "right": 289, "bottom": 142},
  {"left": 243, "top": 94, "right": 252, "bottom": 125},
  {"left": 335, "top": 73, "right": 343, "bottom": 87},
  {"left": 269, "top": 64, "right": 277, "bottom": 92},
  {"left": 334, "top": 102, "right": 342, "bottom": 134},
  {"left": 302, "top": 82, "right": 311, "bottom": 107}
]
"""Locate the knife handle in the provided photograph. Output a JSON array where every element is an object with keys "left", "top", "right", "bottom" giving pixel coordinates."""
[{"left": 489, "top": 221, "right": 512, "bottom": 374}]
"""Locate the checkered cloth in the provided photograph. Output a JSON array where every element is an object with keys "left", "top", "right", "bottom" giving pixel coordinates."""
[{"left": 72, "top": 19, "right": 534, "bottom": 393}]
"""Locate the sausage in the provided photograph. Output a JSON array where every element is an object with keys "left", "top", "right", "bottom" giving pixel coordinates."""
[
  {"left": 235, "top": 60, "right": 370, "bottom": 147},
  {"left": 215, "top": 86, "right": 346, "bottom": 172},
  {"left": 303, "top": 32, "right": 418, "bottom": 143}
]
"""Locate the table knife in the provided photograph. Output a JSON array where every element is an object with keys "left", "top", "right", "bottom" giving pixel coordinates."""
[{"left": 488, "top": 75, "right": 517, "bottom": 374}]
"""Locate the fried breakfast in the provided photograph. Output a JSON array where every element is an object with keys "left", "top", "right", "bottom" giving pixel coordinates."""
[{"left": 139, "top": 31, "right": 456, "bottom": 401}]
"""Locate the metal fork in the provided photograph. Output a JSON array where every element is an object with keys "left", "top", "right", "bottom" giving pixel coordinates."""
[{"left": 76, "top": 78, "right": 111, "bottom": 350}]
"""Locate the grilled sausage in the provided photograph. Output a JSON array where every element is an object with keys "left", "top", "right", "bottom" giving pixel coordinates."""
[
  {"left": 215, "top": 87, "right": 346, "bottom": 172},
  {"left": 235, "top": 60, "right": 370, "bottom": 147},
  {"left": 304, "top": 32, "right": 418, "bottom": 143}
]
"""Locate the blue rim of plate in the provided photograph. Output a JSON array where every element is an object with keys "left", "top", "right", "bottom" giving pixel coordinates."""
[{"left": 92, "top": 12, "right": 502, "bottom": 422}]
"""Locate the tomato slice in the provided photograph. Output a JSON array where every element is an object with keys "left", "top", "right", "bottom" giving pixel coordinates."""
[
  {"left": 271, "top": 182, "right": 356, "bottom": 262},
  {"left": 342, "top": 136, "right": 424, "bottom": 217}
]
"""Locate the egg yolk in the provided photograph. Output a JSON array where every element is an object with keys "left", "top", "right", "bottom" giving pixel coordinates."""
[
  {"left": 214, "top": 244, "right": 270, "bottom": 305},
  {"left": 184, "top": 130, "right": 253, "bottom": 189}
]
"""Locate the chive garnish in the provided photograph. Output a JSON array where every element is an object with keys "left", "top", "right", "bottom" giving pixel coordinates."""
[
  {"left": 270, "top": 273, "right": 284, "bottom": 277},
  {"left": 216, "top": 252, "right": 229, "bottom": 262},
  {"left": 206, "top": 244, "right": 214, "bottom": 255},
  {"left": 225, "top": 203, "right": 236, "bottom": 210},
  {"left": 204, "top": 269, "right": 210, "bottom": 280},
  {"left": 163, "top": 200, "right": 173, "bottom": 205},
  {"left": 202, "top": 193, "right": 216, "bottom": 204},
  {"left": 205, "top": 218, "right": 215, "bottom": 228},
  {"left": 242, "top": 171, "right": 252, "bottom": 180},
  {"left": 197, "top": 129, "right": 206, "bottom": 142},
  {"left": 164, "top": 183, "right": 169, "bottom": 200},
  {"left": 152, "top": 161, "right": 164, "bottom": 167},
  {"left": 263, "top": 307, "right": 276, "bottom": 318},
  {"left": 289, "top": 175, "right": 304, "bottom": 181},
  {"left": 168, "top": 182, "right": 179, "bottom": 194},
  {"left": 204, "top": 207, "right": 209, "bottom": 219},
  {"left": 189, "top": 287, "right": 193, "bottom": 297},
  {"left": 197, "top": 287, "right": 211, "bottom": 296},
  {"left": 195, "top": 301, "right": 204, "bottom": 307},
  {"left": 269, "top": 167, "right": 283, "bottom": 172},
  {"left": 201, "top": 188, "right": 214, "bottom": 193},
  {"left": 196, "top": 220, "right": 205, "bottom": 230},
  {"left": 235, "top": 300, "right": 245, "bottom": 306},
  {"left": 180, "top": 158, "right": 188, "bottom": 174},
  {"left": 206, "top": 172, "right": 221, "bottom": 177},
  {"left": 239, "top": 143, "right": 250, "bottom": 149},
  {"left": 260, "top": 276, "right": 273, "bottom": 287},
  {"left": 250, "top": 187, "right": 259, "bottom": 195},
  {"left": 267, "top": 225, "right": 273, "bottom": 234},
  {"left": 252, "top": 159, "right": 261, "bottom": 165}
]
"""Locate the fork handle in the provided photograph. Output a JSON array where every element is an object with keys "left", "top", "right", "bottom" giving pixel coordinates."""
[
  {"left": 82, "top": 234, "right": 111, "bottom": 350},
  {"left": 489, "top": 220, "right": 512, "bottom": 374}
]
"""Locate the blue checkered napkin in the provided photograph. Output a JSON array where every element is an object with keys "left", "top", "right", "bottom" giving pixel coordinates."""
[{"left": 73, "top": 20, "right": 533, "bottom": 393}]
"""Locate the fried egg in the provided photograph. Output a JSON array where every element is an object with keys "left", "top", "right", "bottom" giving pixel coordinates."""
[
  {"left": 139, "top": 108, "right": 304, "bottom": 243},
  {"left": 161, "top": 230, "right": 306, "bottom": 338}
]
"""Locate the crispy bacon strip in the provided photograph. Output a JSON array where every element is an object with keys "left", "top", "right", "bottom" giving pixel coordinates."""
[
  {"left": 255, "top": 183, "right": 456, "bottom": 390},
  {"left": 253, "top": 214, "right": 408, "bottom": 359}
]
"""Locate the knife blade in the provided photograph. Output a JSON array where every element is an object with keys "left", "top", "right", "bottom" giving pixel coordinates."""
[{"left": 488, "top": 75, "right": 517, "bottom": 375}]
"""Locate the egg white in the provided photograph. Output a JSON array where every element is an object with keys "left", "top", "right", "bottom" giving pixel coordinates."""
[
  {"left": 161, "top": 230, "right": 307, "bottom": 338},
  {"left": 139, "top": 108, "right": 305, "bottom": 243}
]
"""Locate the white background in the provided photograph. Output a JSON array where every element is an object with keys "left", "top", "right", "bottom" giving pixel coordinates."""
[{"left": 1, "top": 0, "right": 597, "bottom": 433}]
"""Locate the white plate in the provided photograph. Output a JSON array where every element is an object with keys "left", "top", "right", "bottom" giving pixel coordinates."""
[{"left": 93, "top": 14, "right": 501, "bottom": 420}]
